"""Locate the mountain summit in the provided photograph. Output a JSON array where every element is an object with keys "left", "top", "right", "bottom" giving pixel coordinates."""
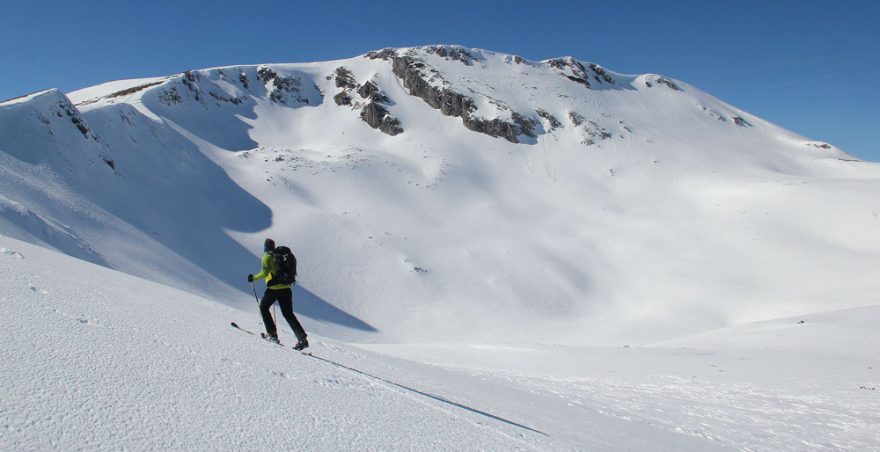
[{"left": 1, "top": 45, "right": 878, "bottom": 345}]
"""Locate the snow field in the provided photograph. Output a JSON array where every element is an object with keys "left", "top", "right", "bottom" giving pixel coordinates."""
[
  {"left": 2, "top": 45, "right": 880, "bottom": 450},
  {"left": 3, "top": 236, "right": 878, "bottom": 450},
  {"left": 0, "top": 237, "right": 549, "bottom": 450}
]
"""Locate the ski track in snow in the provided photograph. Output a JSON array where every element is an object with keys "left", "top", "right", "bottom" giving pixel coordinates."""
[
  {"left": 2, "top": 45, "right": 880, "bottom": 450},
  {"left": 0, "top": 240, "right": 541, "bottom": 450},
  {"left": 0, "top": 237, "right": 741, "bottom": 450},
  {"left": 2, "top": 233, "right": 880, "bottom": 449}
]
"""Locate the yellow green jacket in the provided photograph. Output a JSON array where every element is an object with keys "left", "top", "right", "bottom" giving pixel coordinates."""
[{"left": 253, "top": 252, "right": 292, "bottom": 290}]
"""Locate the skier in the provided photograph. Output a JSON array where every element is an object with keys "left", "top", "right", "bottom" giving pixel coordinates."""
[{"left": 247, "top": 238, "right": 309, "bottom": 351}]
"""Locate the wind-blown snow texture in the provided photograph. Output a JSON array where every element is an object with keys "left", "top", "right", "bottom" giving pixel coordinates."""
[
  {"left": 1, "top": 45, "right": 879, "bottom": 449},
  {"left": 2, "top": 237, "right": 556, "bottom": 450},
  {"left": 2, "top": 237, "right": 878, "bottom": 450}
]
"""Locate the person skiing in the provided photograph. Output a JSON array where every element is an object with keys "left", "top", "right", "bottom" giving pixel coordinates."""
[{"left": 247, "top": 238, "right": 309, "bottom": 351}]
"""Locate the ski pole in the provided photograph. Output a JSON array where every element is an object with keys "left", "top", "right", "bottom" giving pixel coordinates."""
[
  {"left": 250, "top": 281, "right": 259, "bottom": 305},
  {"left": 251, "top": 281, "right": 277, "bottom": 337}
]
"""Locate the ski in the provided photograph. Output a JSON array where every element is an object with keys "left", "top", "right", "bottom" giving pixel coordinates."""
[
  {"left": 231, "top": 321, "right": 285, "bottom": 346},
  {"left": 230, "top": 321, "right": 256, "bottom": 335},
  {"left": 260, "top": 332, "right": 286, "bottom": 347},
  {"left": 231, "top": 321, "right": 311, "bottom": 354},
  {"left": 278, "top": 335, "right": 312, "bottom": 355}
]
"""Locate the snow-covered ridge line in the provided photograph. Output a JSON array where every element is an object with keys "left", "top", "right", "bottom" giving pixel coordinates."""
[
  {"left": 0, "top": 43, "right": 877, "bottom": 348},
  {"left": 3, "top": 43, "right": 879, "bottom": 451},
  {"left": 61, "top": 45, "right": 699, "bottom": 144},
  {"left": 0, "top": 87, "right": 103, "bottom": 154},
  {"left": 354, "top": 46, "right": 688, "bottom": 143},
  {"left": 0, "top": 88, "right": 64, "bottom": 106}
]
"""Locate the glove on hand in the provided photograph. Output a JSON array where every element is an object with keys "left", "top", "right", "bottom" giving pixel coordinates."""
[{"left": 247, "top": 274, "right": 254, "bottom": 283}]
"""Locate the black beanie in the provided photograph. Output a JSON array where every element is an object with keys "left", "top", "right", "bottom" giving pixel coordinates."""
[{"left": 264, "top": 238, "right": 275, "bottom": 252}]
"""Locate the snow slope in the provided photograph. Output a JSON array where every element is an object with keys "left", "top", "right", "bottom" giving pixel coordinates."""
[
  {"left": 2, "top": 46, "right": 878, "bottom": 347},
  {"left": 3, "top": 235, "right": 878, "bottom": 450},
  {"left": 3, "top": 44, "right": 879, "bottom": 450}
]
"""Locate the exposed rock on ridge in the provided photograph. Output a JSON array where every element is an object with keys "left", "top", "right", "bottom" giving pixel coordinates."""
[
  {"left": 333, "top": 66, "right": 403, "bottom": 136},
  {"left": 256, "top": 66, "right": 314, "bottom": 106},
  {"left": 368, "top": 48, "right": 537, "bottom": 143},
  {"left": 156, "top": 66, "right": 320, "bottom": 109},
  {"left": 548, "top": 57, "right": 616, "bottom": 89}
]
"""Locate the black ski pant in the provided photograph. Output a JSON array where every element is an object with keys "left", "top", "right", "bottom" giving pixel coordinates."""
[{"left": 260, "top": 288, "right": 307, "bottom": 341}]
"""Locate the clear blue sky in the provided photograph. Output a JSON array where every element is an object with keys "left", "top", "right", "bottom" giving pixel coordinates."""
[{"left": 2, "top": 0, "right": 878, "bottom": 160}]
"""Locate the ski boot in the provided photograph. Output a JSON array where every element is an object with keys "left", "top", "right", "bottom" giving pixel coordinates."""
[{"left": 262, "top": 332, "right": 280, "bottom": 344}]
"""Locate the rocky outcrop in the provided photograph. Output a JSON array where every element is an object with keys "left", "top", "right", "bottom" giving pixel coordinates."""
[
  {"left": 390, "top": 55, "right": 471, "bottom": 115},
  {"left": 579, "top": 120, "right": 612, "bottom": 146},
  {"left": 158, "top": 87, "right": 183, "bottom": 105},
  {"left": 645, "top": 76, "right": 681, "bottom": 91},
  {"left": 256, "top": 66, "right": 276, "bottom": 84},
  {"left": 732, "top": 116, "right": 752, "bottom": 127},
  {"left": 461, "top": 117, "right": 514, "bottom": 140},
  {"left": 537, "top": 109, "right": 562, "bottom": 130},
  {"left": 588, "top": 64, "right": 615, "bottom": 84},
  {"left": 334, "top": 67, "right": 358, "bottom": 89},
  {"left": 549, "top": 58, "right": 591, "bottom": 88},
  {"left": 158, "top": 67, "right": 319, "bottom": 108},
  {"left": 69, "top": 114, "right": 89, "bottom": 137},
  {"left": 357, "top": 81, "right": 378, "bottom": 99},
  {"left": 567, "top": 112, "right": 611, "bottom": 146},
  {"left": 332, "top": 66, "right": 403, "bottom": 136},
  {"left": 357, "top": 81, "right": 390, "bottom": 103},
  {"left": 386, "top": 51, "right": 536, "bottom": 143},
  {"left": 424, "top": 45, "right": 478, "bottom": 66},
  {"left": 333, "top": 91, "right": 352, "bottom": 106},
  {"left": 332, "top": 68, "right": 355, "bottom": 105},
  {"left": 369, "top": 46, "right": 479, "bottom": 66},
  {"left": 511, "top": 113, "right": 536, "bottom": 137},
  {"left": 158, "top": 70, "right": 212, "bottom": 106},
  {"left": 208, "top": 91, "right": 244, "bottom": 105},
  {"left": 365, "top": 48, "right": 396, "bottom": 61},
  {"left": 181, "top": 71, "right": 203, "bottom": 102},
  {"left": 256, "top": 66, "right": 313, "bottom": 105},
  {"left": 701, "top": 106, "right": 755, "bottom": 128},
  {"left": 361, "top": 102, "right": 403, "bottom": 136},
  {"left": 107, "top": 81, "right": 165, "bottom": 99},
  {"left": 548, "top": 58, "right": 617, "bottom": 89},
  {"left": 366, "top": 48, "right": 639, "bottom": 143},
  {"left": 658, "top": 77, "right": 681, "bottom": 91},
  {"left": 463, "top": 112, "right": 535, "bottom": 143},
  {"left": 52, "top": 97, "right": 92, "bottom": 139}
]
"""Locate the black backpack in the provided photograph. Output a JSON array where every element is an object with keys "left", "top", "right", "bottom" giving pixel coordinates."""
[{"left": 269, "top": 246, "right": 297, "bottom": 286}]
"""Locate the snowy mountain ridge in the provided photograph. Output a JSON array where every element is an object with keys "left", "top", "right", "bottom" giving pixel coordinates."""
[
  {"left": 3, "top": 44, "right": 880, "bottom": 450},
  {"left": 1, "top": 45, "right": 879, "bottom": 346}
]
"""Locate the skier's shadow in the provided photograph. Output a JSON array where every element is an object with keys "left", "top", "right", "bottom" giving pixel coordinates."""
[{"left": 293, "top": 285, "right": 377, "bottom": 332}]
